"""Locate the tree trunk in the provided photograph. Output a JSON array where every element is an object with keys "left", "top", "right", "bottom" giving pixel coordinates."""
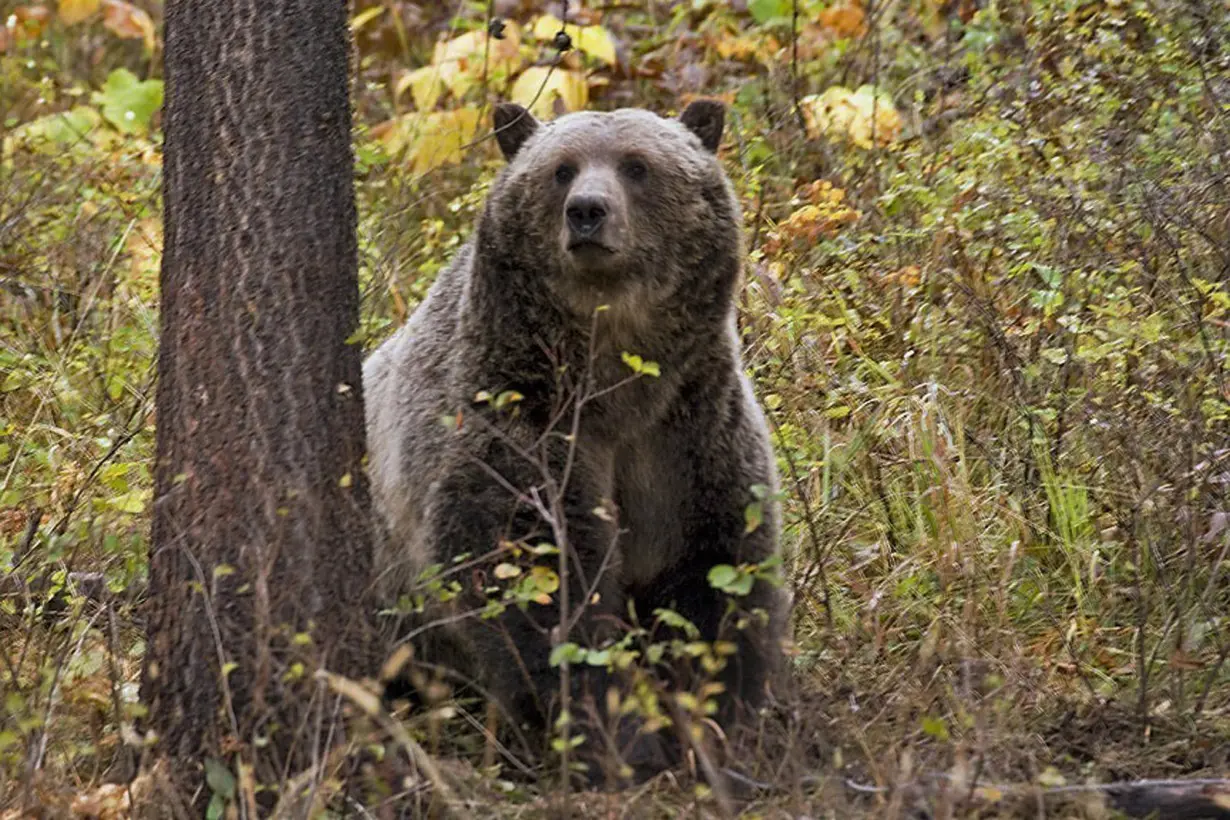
[{"left": 141, "top": 0, "right": 372, "bottom": 803}]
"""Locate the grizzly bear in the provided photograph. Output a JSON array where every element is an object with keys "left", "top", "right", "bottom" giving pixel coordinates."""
[{"left": 363, "top": 100, "right": 785, "bottom": 783}]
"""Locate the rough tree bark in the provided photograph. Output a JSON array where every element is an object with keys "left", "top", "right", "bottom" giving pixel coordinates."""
[{"left": 141, "top": 0, "right": 373, "bottom": 802}]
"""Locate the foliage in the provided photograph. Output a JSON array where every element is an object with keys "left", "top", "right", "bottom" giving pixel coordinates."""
[{"left": 2, "top": 0, "right": 1228, "bottom": 815}]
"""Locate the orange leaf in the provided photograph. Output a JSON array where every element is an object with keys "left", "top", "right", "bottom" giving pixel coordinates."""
[
  {"left": 819, "top": 3, "right": 867, "bottom": 38},
  {"left": 101, "top": 0, "right": 155, "bottom": 51}
]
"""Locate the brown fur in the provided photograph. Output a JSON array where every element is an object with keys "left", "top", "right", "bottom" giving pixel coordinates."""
[{"left": 364, "top": 101, "right": 786, "bottom": 784}]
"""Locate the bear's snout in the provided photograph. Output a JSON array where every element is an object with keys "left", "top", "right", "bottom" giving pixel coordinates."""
[
  {"left": 558, "top": 166, "right": 627, "bottom": 266},
  {"left": 565, "top": 194, "right": 608, "bottom": 239}
]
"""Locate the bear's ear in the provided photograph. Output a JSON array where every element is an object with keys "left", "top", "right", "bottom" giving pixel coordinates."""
[
  {"left": 679, "top": 99, "right": 725, "bottom": 153},
  {"left": 492, "top": 103, "right": 540, "bottom": 161}
]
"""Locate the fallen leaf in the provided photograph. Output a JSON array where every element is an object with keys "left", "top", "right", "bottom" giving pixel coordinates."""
[
  {"left": 71, "top": 784, "right": 130, "bottom": 818},
  {"left": 2, "top": 106, "right": 105, "bottom": 157}
]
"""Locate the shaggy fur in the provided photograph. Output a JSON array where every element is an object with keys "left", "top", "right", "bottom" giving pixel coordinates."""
[{"left": 364, "top": 100, "right": 785, "bottom": 782}]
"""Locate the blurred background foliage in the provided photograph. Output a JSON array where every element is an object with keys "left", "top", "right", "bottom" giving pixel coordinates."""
[{"left": 1, "top": 0, "right": 1227, "bottom": 814}]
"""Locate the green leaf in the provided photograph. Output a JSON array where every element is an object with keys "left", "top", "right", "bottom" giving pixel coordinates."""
[
  {"left": 729, "top": 573, "right": 754, "bottom": 596},
  {"left": 551, "top": 733, "right": 585, "bottom": 751},
  {"left": 708, "top": 564, "right": 754, "bottom": 596},
  {"left": 921, "top": 715, "right": 949, "bottom": 741},
  {"left": 749, "top": 0, "right": 791, "bottom": 24},
  {"left": 206, "top": 794, "right": 225, "bottom": 820},
  {"left": 708, "top": 564, "right": 738, "bottom": 590},
  {"left": 549, "top": 642, "right": 586, "bottom": 667},
  {"left": 108, "top": 490, "right": 147, "bottom": 514},
  {"left": 91, "top": 68, "right": 164, "bottom": 135},
  {"left": 744, "top": 501, "right": 764, "bottom": 534},
  {"left": 3, "top": 106, "right": 103, "bottom": 154},
  {"left": 204, "top": 757, "right": 236, "bottom": 800},
  {"left": 620, "top": 351, "right": 661, "bottom": 377},
  {"left": 653, "top": 607, "right": 700, "bottom": 638},
  {"left": 494, "top": 389, "right": 523, "bottom": 409}
]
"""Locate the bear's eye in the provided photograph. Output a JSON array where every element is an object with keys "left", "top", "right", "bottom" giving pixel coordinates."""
[
  {"left": 622, "top": 158, "right": 649, "bottom": 181},
  {"left": 554, "top": 163, "right": 577, "bottom": 185}
]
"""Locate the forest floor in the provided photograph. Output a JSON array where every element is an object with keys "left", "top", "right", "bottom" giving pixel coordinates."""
[{"left": 2, "top": 0, "right": 1228, "bottom": 817}]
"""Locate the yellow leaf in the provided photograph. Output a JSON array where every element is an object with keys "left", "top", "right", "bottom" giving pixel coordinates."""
[
  {"left": 532, "top": 14, "right": 567, "bottom": 40},
  {"left": 510, "top": 66, "right": 587, "bottom": 119},
  {"left": 800, "top": 85, "right": 901, "bottom": 148},
  {"left": 425, "top": 22, "right": 522, "bottom": 102},
  {"left": 124, "top": 217, "right": 161, "bottom": 299},
  {"left": 494, "top": 562, "right": 522, "bottom": 579},
  {"left": 59, "top": 0, "right": 100, "bottom": 25},
  {"left": 973, "top": 786, "right": 1004, "bottom": 803},
  {"left": 532, "top": 15, "right": 617, "bottom": 64},
  {"left": 101, "top": 0, "right": 155, "bottom": 52},
  {"left": 399, "top": 65, "right": 452, "bottom": 112},
  {"left": 575, "top": 25, "right": 617, "bottom": 64},
  {"left": 712, "top": 34, "right": 759, "bottom": 61},
  {"left": 529, "top": 565, "right": 560, "bottom": 595},
  {"left": 315, "top": 669, "right": 383, "bottom": 717},
  {"left": 372, "top": 107, "right": 482, "bottom": 175},
  {"left": 349, "top": 5, "right": 384, "bottom": 32}
]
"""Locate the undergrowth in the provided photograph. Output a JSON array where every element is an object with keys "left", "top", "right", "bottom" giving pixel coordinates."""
[{"left": 1, "top": 0, "right": 1227, "bottom": 816}]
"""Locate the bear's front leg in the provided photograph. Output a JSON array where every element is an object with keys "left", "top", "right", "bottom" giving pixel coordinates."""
[
  {"left": 631, "top": 389, "right": 786, "bottom": 727},
  {"left": 424, "top": 425, "right": 663, "bottom": 783}
]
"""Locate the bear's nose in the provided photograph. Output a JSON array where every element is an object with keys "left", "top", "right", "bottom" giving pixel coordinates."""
[{"left": 565, "top": 195, "right": 608, "bottom": 238}]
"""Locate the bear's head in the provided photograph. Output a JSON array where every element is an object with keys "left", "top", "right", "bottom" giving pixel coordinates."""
[{"left": 477, "top": 100, "right": 742, "bottom": 321}]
